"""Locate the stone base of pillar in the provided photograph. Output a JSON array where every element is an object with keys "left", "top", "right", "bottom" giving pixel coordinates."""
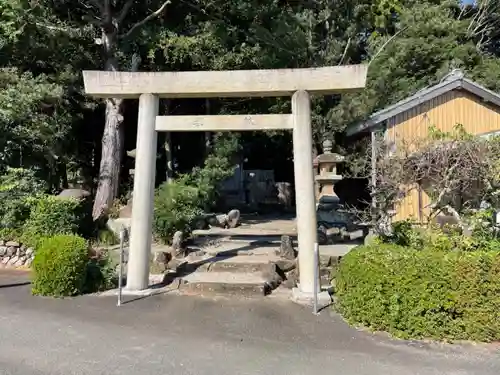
[{"left": 290, "top": 287, "right": 332, "bottom": 309}]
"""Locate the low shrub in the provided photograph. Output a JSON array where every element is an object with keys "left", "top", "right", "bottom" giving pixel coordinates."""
[
  {"left": 380, "top": 218, "right": 500, "bottom": 253},
  {"left": 84, "top": 251, "right": 117, "bottom": 293},
  {"left": 336, "top": 243, "right": 500, "bottom": 342},
  {"left": 153, "top": 178, "right": 204, "bottom": 243},
  {"left": 0, "top": 167, "right": 46, "bottom": 229},
  {"left": 32, "top": 234, "right": 89, "bottom": 297},
  {"left": 0, "top": 227, "right": 23, "bottom": 241},
  {"left": 23, "top": 195, "right": 87, "bottom": 238}
]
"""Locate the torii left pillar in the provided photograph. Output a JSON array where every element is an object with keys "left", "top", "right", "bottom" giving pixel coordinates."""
[{"left": 126, "top": 93, "right": 159, "bottom": 290}]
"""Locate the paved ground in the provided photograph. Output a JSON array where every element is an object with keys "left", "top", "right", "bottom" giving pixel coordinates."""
[{"left": 0, "top": 270, "right": 499, "bottom": 375}]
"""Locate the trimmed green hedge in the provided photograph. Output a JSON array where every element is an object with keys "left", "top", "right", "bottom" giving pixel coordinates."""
[
  {"left": 32, "top": 235, "right": 89, "bottom": 297},
  {"left": 336, "top": 244, "right": 500, "bottom": 342}
]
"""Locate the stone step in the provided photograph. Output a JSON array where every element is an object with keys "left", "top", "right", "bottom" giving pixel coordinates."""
[
  {"left": 195, "top": 255, "right": 282, "bottom": 273},
  {"left": 178, "top": 272, "right": 273, "bottom": 297},
  {"left": 195, "top": 240, "right": 281, "bottom": 257}
]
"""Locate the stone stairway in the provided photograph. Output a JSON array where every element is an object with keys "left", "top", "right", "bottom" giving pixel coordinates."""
[
  {"left": 111, "top": 229, "right": 355, "bottom": 299},
  {"left": 174, "top": 239, "right": 292, "bottom": 297}
]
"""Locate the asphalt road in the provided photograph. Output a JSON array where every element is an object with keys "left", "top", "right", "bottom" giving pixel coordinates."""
[{"left": 0, "top": 272, "right": 499, "bottom": 375}]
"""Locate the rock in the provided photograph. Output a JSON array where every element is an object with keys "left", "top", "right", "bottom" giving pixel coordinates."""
[
  {"left": 166, "top": 258, "right": 187, "bottom": 273},
  {"left": 57, "top": 188, "right": 91, "bottom": 200},
  {"left": 172, "top": 231, "right": 185, "bottom": 257},
  {"left": 14, "top": 256, "right": 26, "bottom": 267},
  {"left": 275, "top": 258, "right": 296, "bottom": 273},
  {"left": 1, "top": 257, "right": 10, "bottom": 265},
  {"left": 24, "top": 257, "right": 33, "bottom": 267},
  {"left": 262, "top": 263, "right": 284, "bottom": 290},
  {"left": 0, "top": 246, "right": 7, "bottom": 257},
  {"left": 0, "top": 240, "right": 4, "bottom": 246},
  {"left": 6, "top": 241, "right": 19, "bottom": 247},
  {"left": 16, "top": 247, "right": 26, "bottom": 257},
  {"left": 5, "top": 246, "right": 16, "bottom": 257},
  {"left": 216, "top": 214, "right": 228, "bottom": 228},
  {"left": 25, "top": 248, "right": 34, "bottom": 257},
  {"left": 106, "top": 218, "right": 131, "bottom": 240},
  {"left": 150, "top": 251, "right": 170, "bottom": 274},
  {"left": 153, "top": 251, "right": 171, "bottom": 265},
  {"left": 227, "top": 209, "right": 241, "bottom": 228},
  {"left": 363, "top": 231, "right": 378, "bottom": 246},
  {"left": 118, "top": 203, "right": 133, "bottom": 219},
  {"left": 279, "top": 235, "right": 296, "bottom": 260},
  {"left": 282, "top": 269, "right": 299, "bottom": 289},
  {"left": 193, "top": 217, "right": 209, "bottom": 230},
  {"left": 8, "top": 256, "right": 19, "bottom": 265}
]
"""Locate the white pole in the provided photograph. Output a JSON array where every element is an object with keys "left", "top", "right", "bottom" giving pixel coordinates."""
[
  {"left": 126, "top": 93, "right": 159, "bottom": 291},
  {"left": 117, "top": 227, "right": 125, "bottom": 307},
  {"left": 313, "top": 242, "right": 319, "bottom": 315},
  {"left": 292, "top": 90, "right": 317, "bottom": 294}
]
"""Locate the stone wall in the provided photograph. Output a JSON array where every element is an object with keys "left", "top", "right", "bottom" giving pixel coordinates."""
[{"left": 0, "top": 240, "right": 35, "bottom": 269}]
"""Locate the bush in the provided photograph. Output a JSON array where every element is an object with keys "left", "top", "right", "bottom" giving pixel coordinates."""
[
  {"left": 153, "top": 134, "right": 239, "bottom": 243},
  {"left": 382, "top": 218, "right": 500, "bottom": 253},
  {"left": 336, "top": 244, "right": 500, "bottom": 342},
  {"left": 23, "top": 195, "right": 87, "bottom": 238},
  {"left": 84, "top": 251, "right": 117, "bottom": 293},
  {"left": 32, "top": 234, "right": 89, "bottom": 297},
  {"left": 153, "top": 178, "right": 204, "bottom": 243},
  {"left": 0, "top": 167, "right": 46, "bottom": 229}
]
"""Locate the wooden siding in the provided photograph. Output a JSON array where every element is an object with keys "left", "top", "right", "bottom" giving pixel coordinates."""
[{"left": 385, "top": 89, "right": 500, "bottom": 222}]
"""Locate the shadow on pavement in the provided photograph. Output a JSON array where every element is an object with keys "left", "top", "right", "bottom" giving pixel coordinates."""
[{"left": 0, "top": 281, "right": 31, "bottom": 289}]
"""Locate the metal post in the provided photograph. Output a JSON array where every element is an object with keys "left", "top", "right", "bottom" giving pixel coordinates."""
[
  {"left": 117, "top": 227, "right": 126, "bottom": 307},
  {"left": 313, "top": 242, "right": 319, "bottom": 315}
]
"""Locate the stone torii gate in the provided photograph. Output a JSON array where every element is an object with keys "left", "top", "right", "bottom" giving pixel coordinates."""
[{"left": 82, "top": 66, "right": 367, "bottom": 301}]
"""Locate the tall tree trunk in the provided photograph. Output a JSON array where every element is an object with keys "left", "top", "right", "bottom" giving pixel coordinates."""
[
  {"left": 91, "top": 28, "right": 125, "bottom": 220},
  {"left": 92, "top": 96, "right": 124, "bottom": 219}
]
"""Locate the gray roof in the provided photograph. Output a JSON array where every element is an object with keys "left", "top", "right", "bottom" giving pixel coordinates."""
[{"left": 346, "top": 70, "right": 500, "bottom": 136}]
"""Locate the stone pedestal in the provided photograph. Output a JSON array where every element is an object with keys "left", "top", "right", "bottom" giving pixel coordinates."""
[{"left": 291, "top": 287, "right": 332, "bottom": 309}]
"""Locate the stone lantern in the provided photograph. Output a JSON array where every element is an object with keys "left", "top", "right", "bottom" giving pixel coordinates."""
[{"left": 313, "top": 139, "right": 344, "bottom": 200}]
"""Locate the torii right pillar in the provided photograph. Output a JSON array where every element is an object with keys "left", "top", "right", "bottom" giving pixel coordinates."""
[{"left": 290, "top": 91, "right": 320, "bottom": 300}]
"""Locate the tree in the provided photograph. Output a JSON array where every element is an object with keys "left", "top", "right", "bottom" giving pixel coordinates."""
[
  {"left": 18, "top": 0, "right": 172, "bottom": 219},
  {"left": 352, "top": 125, "right": 500, "bottom": 234}
]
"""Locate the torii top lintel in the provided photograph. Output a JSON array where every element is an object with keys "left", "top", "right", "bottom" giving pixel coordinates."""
[{"left": 82, "top": 65, "right": 368, "bottom": 99}]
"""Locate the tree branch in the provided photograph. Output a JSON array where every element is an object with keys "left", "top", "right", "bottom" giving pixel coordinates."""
[
  {"left": 119, "top": 0, "right": 171, "bottom": 39},
  {"left": 338, "top": 37, "right": 351, "bottom": 66},
  {"left": 368, "top": 26, "right": 409, "bottom": 68},
  {"left": 117, "top": 0, "right": 134, "bottom": 25},
  {"left": 88, "top": 0, "right": 105, "bottom": 14},
  {"left": 34, "top": 22, "right": 92, "bottom": 38}
]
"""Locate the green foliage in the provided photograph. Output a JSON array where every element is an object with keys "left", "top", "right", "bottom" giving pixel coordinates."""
[
  {"left": 153, "top": 178, "right": 205, "bottom": 243},
  {"left": 2, "top": 0, "right": 500, "bottom": 219},
  {"left": 84, "top": 251, "right": 117, "bottom": 293},
  {"left": 32, "top": 234, "right": 89, "bottom": 297},
  {"left": 96, "top": 229, "right": 119, "bottom": 246},
  {"left": 153, "top": 134, "right": 239, "bottom": 243},
  {"left": 381, "top": 218, "right": 500, "bottom": 253},
  {"left": 23, "top": 195, "right": 86, "bottom": 238},
  {"left": 381, "top": 219, "right": 425, "bottom": 248},
  {"left": 336, "top": 243, "right": 500, "bottom": 342},
  {"left": 0, "top": 167, "right": 46, "bottom": 229},
  {"left": 0, "top": 227, "right": 23, "bottom": 241},
  {"left": 188, "top": 134, "right": 240, "bottom": 208}
]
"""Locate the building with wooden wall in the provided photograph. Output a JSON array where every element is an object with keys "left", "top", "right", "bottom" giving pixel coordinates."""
[{"left": 346, "top": 70, "right": 500, "bottom": 222}]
